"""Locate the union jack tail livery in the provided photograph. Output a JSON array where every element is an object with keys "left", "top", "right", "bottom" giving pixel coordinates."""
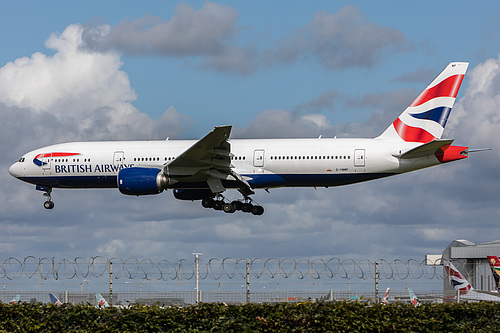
[
  {"left": 382, "top": 287, "right": 390, "bottom": 304},
  {"left": 445, "top": 262, "right": 473, "bottom": 294},
  {"left": 488, "top": 256, "right": 500, "bottom": 291},
  {"left": 379, "top": 62, "right": 468, "bottom": 143}
]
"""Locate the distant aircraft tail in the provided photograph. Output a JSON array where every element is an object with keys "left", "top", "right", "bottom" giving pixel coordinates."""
[
  {"left": 445, "top": 262, "right": 473, "bottom": 294},
  {"left": 407, "top": 288, "right": 420, "bottom": 307},
  {"left": 378, "top": 62, "right": 469, "bottom": 143},
  {"left": 95, "top": 293, "right": 109, "bottom": 308},
  {"left": 488, "top": 256, "right": 500, "bottom": 291},
  {"left": 10, "top": 294, "right": 21, "bottom": 304},
  {"left": 49, "top": 293, "right": 62, "bottom": 306},
  {"left": 382, "top": 287, "right": 390, "bottom": 304}
]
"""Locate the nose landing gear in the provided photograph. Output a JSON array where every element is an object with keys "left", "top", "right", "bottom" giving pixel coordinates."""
[{"left": 36, "top": 185, "right": 54, "bottom": 210}]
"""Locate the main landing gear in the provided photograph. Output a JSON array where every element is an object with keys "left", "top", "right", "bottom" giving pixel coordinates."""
[
  {"left": 43, "top": 190, "right": 54, "bottom": 210},
  {"left": 36, "top": 185, "right": 54, "bottom": 210},
  {"left": 201, "top": 195, "right": 264, "bottom": 216}
]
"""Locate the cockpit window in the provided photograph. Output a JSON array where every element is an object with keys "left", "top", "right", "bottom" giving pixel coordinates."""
[{"left": 18, "top": 157, "right": 25, "bottom": 163}]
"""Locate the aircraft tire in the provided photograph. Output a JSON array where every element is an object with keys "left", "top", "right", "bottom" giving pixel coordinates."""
[
  {"left": 223, "top": 203, "right": 236, "bottom": 213},
  {"left": 251, "top": 205, "right": 264, "bottom": 216},
  {"left": 202, "top": 197, "right": 214, "bottom": 208},
  {"left": 44, "top": 201, "right": 54, "bottom": 210},
  {"left": 213, "top": 200, "right": 224, "bottom": 211},
  {"left": 242, "top": 203, "right": 253, "bottom": 213},
  {"left": 231, "top": 201, "right": 243, "bottom": 211}
]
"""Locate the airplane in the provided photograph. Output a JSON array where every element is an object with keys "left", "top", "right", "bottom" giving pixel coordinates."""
[
  {"left": 407, "top": 288, "right": 420, "bottom": 306},
  {"left": 9, "top": 62, "right": 479, "bottom": 215},
  {"left": 49, "top": 293, "right": 62, "bottom": 306},
  {"left": 487, "top": 256, "right": 500, "bottom": 291},
  {"left": 445, "top": 261, "right": 500, "bottom": 302},
  {"left": 95, "top": 293, "right": 109, "bottom": 308}
]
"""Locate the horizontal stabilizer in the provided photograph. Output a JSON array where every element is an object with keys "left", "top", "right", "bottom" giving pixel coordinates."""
[{"left": 395, "top": 139, "right": 454, "bottom": 159}]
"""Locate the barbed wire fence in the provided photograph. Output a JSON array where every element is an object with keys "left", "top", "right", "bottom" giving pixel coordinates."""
[{"left": 0, "top": 256, "right": 451, "bottom": 282}]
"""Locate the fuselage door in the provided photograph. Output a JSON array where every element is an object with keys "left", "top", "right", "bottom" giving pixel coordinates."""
[
  {"left": 42, "top": 153, "right": 51, "bottom": 170},
  {"left": 113, "top": 151, "right": 125, "bottom": 166},
  {"left": 253, "top": 149, "right": 265, "bottom": 167},
  {"left": 354, "top": 149, "right": 365, "bottom": 167}
]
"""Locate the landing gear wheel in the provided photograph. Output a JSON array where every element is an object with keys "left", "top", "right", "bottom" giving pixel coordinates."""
[
  {"left": 251, "top": 205, "right": 264, "bottom": 216},
  {"left": 43, "top": 201, "right": 54, "bottom": 210},
  {"left": 242, "top": 203, "right": 253, "bottom": 213},
  {"left": 202, "top": 197, "right": 214, "bottom": 208},
  {"left": 223, "top": 203, "right": 236, "bottom": 213},
  {"left": 213, "top": 200, "right": 224, "bottom": 211},
  {"left": 231, "top": 201, "right": 243, "bottom": 211}
]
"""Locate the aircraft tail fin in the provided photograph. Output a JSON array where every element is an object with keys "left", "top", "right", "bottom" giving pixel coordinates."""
[
  {"left": 95, "top": 293, "right": 109, "bottom": 308},
  {"left": 382, "top": 287, "right": 390, "bottom": 304},
  {"left": 49, "top": 293, "right": 62, "bottom": 306},
  {"left": 377, "top": 62, "right": 469, "bottom": 143},
  {"left": 445, "top": 262, "right": 473, "bottom": 294},
  {"left": 488, "top": 256, "right": 500, "bottom": 291},
  {"left": 10, "top": 294, "right": 21, "bottom": 304},
  {"left": 407, "top": 288, "right": 420, "bottom": 307}
]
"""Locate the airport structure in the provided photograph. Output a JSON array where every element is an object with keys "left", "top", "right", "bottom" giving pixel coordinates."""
[{"left": 427, "top": 239, "right": 500, "bottom": 295}]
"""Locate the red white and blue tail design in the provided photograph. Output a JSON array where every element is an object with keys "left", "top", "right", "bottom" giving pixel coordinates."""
[
  {"left": 487, "top": 256, "right": 500, "bottom": 291},
  {"left": 382, "top": 287, "right": 390, "bottom": 304},
  {"left": 378, "top": 62, "right": 469, "bottom": 142},
  {"left": 445, "top": 262, "right": 473, "bottom": 295}
]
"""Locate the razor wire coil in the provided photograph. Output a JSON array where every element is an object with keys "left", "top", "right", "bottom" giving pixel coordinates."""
[{"left": 0, "top": 257, "right": 452, "bottom": 281}]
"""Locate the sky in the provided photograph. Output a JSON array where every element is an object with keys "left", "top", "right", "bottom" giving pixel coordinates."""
[{"left": 1, "top": 1, "right": 500, "bottom": 288}]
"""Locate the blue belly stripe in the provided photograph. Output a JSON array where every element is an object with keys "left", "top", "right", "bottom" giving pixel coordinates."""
[{"left": 19, "top": 173, "right": 394, "bottom": 190}]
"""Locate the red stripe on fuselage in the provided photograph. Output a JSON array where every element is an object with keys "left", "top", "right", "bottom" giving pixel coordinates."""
[
  {"left": 409, "top": 74, "right": 465, "bottom": 107},
  {"left": 34, "top": 152, "right": 81, "bottom": 159}
]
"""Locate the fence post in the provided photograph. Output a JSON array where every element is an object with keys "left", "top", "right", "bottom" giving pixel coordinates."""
[
  {"left": 193, "top": 253, "right": 202, "bottom": 303},
  {"left": 109, "top": 261, "right": 113, "bottom": 306},
  {"left": 375, "top": 261, "right": 379, "bottom": 303},
  {"left": 246, "top": 260, "right": 250, "bottom": 303}
]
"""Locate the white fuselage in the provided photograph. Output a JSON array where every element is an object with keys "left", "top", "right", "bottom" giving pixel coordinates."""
[{"left": 9, "top": 138, "right": 439, "bottom": 191}]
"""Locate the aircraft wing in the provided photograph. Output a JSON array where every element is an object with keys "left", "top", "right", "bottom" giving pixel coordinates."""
[
  {"left": 395, "top": 139, "right": 454, "bottom": 159},
  {"left": 166, "top": 126, "right": 254, "bottom": 195},
  {"left": 471, "top": 290, "right": 500, "bottom": 298}
]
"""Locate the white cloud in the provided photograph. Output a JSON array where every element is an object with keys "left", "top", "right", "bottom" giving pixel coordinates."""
[
  {"left": 0, "top": 24, "right": 192, "bottom": 144},
  {"left": 264, "top": 6, "right": 410, "bottom": 69}
]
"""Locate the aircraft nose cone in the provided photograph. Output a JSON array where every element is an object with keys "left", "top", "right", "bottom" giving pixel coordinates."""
[{"left": 9, "top": 162, "right": 21, "bottom": 178}]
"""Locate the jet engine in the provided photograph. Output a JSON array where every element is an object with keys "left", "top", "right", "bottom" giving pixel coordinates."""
[{"left": 118, "top": 167, "right": 169, "bottom": 195}]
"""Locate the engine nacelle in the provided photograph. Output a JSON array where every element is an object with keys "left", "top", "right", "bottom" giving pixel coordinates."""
[
  {"left": 118, "top": 167, "right": 168, "bottom": 196},
  {"left": 173, "top": 189, "right": 214, "bottom": 201}
]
